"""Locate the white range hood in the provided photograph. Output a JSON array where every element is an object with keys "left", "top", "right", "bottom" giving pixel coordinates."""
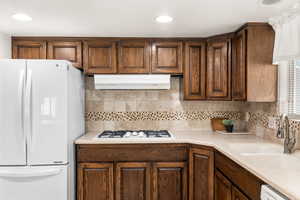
[{"left": 94, "top": 74, "right": 170, "bottom": 90}]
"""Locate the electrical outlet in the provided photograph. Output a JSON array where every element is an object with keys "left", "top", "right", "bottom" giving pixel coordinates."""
[{"left": 268, "top": 117, "right": 278, "bottom": 129}]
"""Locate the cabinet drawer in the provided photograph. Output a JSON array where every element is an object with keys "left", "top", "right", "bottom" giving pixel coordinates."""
[
  {"left": 215, "top": 152, "right": 263, "bottom": 200},
  {"left": 77, "top": 144, "right": 188, "bottom": 162}
]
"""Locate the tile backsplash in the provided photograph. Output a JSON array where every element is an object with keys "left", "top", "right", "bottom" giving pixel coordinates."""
[
  {"left": 246, "top": 102, "right": 300, "bottom": 147},
  {"left": 85, "top": 75, "right": 300, "bottom": 150},
  {"left": 85, "top": 76, "right": 278, "bottom": 133},
  {"left": 85, "top": 76, "right": 247, "bottom": 113}
]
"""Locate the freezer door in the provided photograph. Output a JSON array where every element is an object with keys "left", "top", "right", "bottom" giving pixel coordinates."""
[
  {"left": 26, "top": 60, "right": 69, "bottom": 165},
  {"left": 0, "top": 165, "right": 68, "bottom": 200},
  {"left": 0, "top": 59, "right": 27, "bottom": 166}
]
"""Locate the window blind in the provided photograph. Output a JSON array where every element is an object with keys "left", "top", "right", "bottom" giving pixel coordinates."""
[{"left": 288, "top": 60, "right": 300, "bottom": 115}]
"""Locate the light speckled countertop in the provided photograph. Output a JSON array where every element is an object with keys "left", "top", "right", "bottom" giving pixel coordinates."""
[{"left": 76, "top": 131, "right": 300, "bottom": 200}]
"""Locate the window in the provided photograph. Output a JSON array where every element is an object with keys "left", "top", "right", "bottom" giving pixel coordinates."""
[{"left": 287, "top": 60, "right": 300, "bottom": 116}]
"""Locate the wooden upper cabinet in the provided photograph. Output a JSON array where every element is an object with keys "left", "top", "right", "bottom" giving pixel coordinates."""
[
  {"left": 151, "top": 41, "right": 183, "bottom": 74},
  {"left": 214, "top": 170, "right": 232, "bottom": 200},
  {"left": 12, "top": 40, "right": 46, "bottom": 59},
  {"left": 206, "top": 38, "right": 231, "bottom": 100},
  {"left": 235, "top": 23, "right": 276, "bottom": 102},
  {"left": 189, "top": 148, "right": 214, "bottom": 200},
  {"left": 116, "top": 162, "right": 151, "bottom": 200},
  {"left": 83, "top": 40, "right": 117, "bottom": 74},
  {"left": 153, "top": 162, "right": 187, "bottom": 200},
  {"left": 77, "top": 163, "right": 114, "bottom": 200},
  {"left": 232, "top": 30, "right": 247, "bottom": 101},
  {"left": 47, "top": 41, "right": 82, "bottom": 68},
  {"left": 184, "top": 41, "right": 206, "bottom": 100},
  {"left": 118, "top": 40, "right": 151, "bottom": 74}
]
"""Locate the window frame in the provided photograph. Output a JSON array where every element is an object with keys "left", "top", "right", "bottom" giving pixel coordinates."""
[{"left": 279, "top": 60, "right": 300, "bottom": 119}]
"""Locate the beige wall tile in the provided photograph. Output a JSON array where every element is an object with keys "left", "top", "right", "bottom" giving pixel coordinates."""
[
  {"left": 85, "top": 121, "right": 104, "bottom": 132},
  {"left": 125, "top": 101, "right": 137, "bottom": 112},
  {"left": 86, "top": 101, "right": 103, "bottom": 112},
  {"left": 114, "top": 101, "right": 126, "bottom": 112},
  {"left": 103, "top": 121, "right": 115, "bottom": 130},
  {"left": 85, "top": 75, "right": 282, "bottom": 143},
  {"left": 103, "top": 101, "right": 114, "bottom": 112}
]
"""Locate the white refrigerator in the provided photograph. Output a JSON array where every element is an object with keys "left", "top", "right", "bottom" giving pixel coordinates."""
[{"left": 0, "top": 59, "right": 85, "bottom": 200}]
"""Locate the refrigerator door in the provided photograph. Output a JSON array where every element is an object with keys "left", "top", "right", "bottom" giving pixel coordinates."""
[
  {"left": 26, "top": 60, "right": 69, "bottom": 165},
  {"left": 0, "top": 165, "right": 68, "bottom": 200},
  {"left": 0, "top": 59, "right": 27, "bottom": 166}
]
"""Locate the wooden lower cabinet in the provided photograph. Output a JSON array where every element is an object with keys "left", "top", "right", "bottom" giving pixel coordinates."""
[
  {"left": 215, "top": 170, "right": 232, "bottom": 200},
  {"left": 153, "top": 162, "right": 187, "bottom": 200},
  {"left": 76, "top": 145, "right": 263, "bottom": 200},
  {"left": 215, "top": 170, "right": 250, "bottom": 200},
  {"left": 189, "top": 148, "right": 214, "bottom": 200},
  {"left": 78, "top": 161, "right": 187, "bottom": 200},
  {"left": 77, "top": 163, "right": 114, "bottom": 200},
  {"left": 215, "top": 152, "right": 262, "bottom": 200},
  {"left": 116, "top": 162, "right": 151, "bottom": 200},
  {"left": 232, "top": 186, "right": 249, "bottom": 200}
]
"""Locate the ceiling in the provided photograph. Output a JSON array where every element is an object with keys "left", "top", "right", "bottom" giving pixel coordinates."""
[{"left": 0, "top": 0, "right": 296, "bottom": 37}]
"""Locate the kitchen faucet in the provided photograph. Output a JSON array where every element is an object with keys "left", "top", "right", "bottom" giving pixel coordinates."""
[{"left": 277, "top": 114, "right": 296, "bottom": 154}]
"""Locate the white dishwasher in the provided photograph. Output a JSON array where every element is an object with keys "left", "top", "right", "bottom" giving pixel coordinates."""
[{"left": 261, "top": 185, "right": 289, "bottom": 200}]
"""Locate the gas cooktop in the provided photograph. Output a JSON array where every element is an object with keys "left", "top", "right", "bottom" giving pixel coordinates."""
[{"left": 97, "top": 130, "right": 173, "bottom": 138}]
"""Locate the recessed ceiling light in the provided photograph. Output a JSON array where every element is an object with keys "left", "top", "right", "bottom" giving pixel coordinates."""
[
  {"left": 155, "top": 15, "right": 173, "bottom": 23},
  {"left": 292, "top": 2, "right": 300, "bottom": 9},
  {"left": 12, "top": 13, "right": 32, "bottom": 22},
  {"left": 259, "top": 0, "right": 282, "bottom": 6}
]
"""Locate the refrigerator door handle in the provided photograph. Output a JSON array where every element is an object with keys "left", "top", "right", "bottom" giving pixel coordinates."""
[
  {"left": 0, "top": 168, "right": 62, "bottom": 178},
  {"left": 18, "top": 69, "right": 25, "bottom": 141},
  {"left": 25, "top": 69, "right": 33, "bottom": 154}
]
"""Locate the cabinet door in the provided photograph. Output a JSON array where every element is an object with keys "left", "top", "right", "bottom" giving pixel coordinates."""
[
  {"left": 118, "top": 40, "right": 151, "bottom": 74},
  {"left": 189, "top": 148, "right": 214, "bottom": 200},
  {"left": 206, "top": 39, "right": 231, "bottom": 100},
  {"left": 232, "top": 30, "right": 247, "bottom": 101},
  {"left": 12, "top": 40, "right": 46, "bottom": 59},
  {"left": 151, "top": 41, "right": 183, "bottom": 74},
  {"left": 47, "top": 41, "right": 82, "bottom": 68},
  {"left": 83, "top": 40, "right": 117, "bottom": 74},
  {"left": 214, "top": 170, "right": 232, "bottom": 200},
  {"left": 77, "top": 163, "right": 114, "bottom": 200},
  {"left": 184, "top": 41, "right": 206, "bottom": 100},
  {"left": 152, "top": 162, "right": 187, "bottom": 200},
  {"left": 232, "top": 186, "right": 249, "bottom": 200},
  {"left": 116, "top": 162, "right": 151, "bottom": 200}
]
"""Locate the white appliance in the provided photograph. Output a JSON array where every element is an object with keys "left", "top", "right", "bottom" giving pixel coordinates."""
[
  {"left": 0, "top": 59, "right": 84, "bottom": 200},
  {"left": 261, "top": 185, "right": 289, "bottom": 200},
  {"left": 94, "top": 74, "right": 170, "bottom": 90}
]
